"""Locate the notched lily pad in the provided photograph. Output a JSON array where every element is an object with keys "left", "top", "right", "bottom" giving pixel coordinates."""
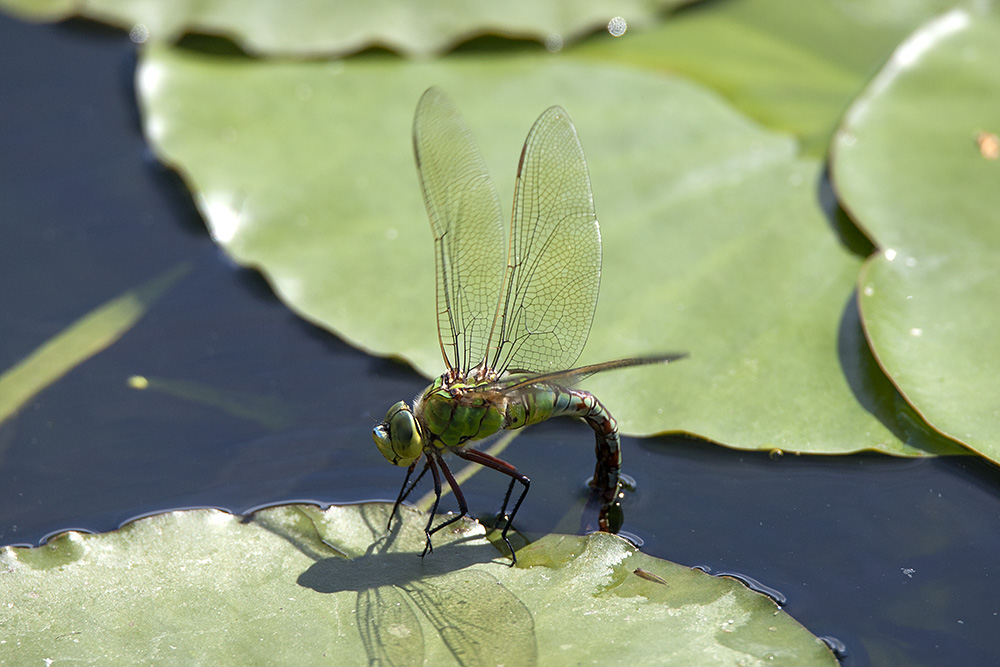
[
  {"left": 0, "top": 0, "right": 687, "bottom": 57},
  {"left": 0, "top": 503, "right": 837, "bottom": 665}
]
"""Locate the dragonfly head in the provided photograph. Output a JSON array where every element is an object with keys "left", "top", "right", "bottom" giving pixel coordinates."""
[{"left": 373, "top": 401, "right": 423, "bottom": 467}]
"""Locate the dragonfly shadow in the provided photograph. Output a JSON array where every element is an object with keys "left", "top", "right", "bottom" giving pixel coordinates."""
[
  {"left": 296, "top": 541, "right": 498, "bottom": 595},
  {"left": 245, "top": 502, "right": 499, "bottom": 590},
  {"left": 316, "top": 555, "right": 538, "bottom": 667},
  {"left": 246, "top": 503, "right": 537, "bottom": 664},
  {"left": 259, "top": 503, "right": 539, "bottom": 667}
]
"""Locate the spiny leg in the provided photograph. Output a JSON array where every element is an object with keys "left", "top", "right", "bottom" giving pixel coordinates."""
[
  {"left": 423, "top": 452, "right": 471, "bottom": 556},
  {"left": 398, "top": 461, "right": 430, "bottom": 507},
  {"left": 420, "top": 456, "right": 444, "bottom": 556},
  {"left": 455, "top": 448, "right": 530, "bottom": 565},
  {"left": 387, "top": 461, "right": 424, "bottom": 531},
  {"left": 498, "top": 478, "right": 519, "bottom": 521}
]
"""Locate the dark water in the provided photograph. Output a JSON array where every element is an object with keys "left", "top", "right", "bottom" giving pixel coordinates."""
[{"left": 2, "top": 14, "right": 999, "bottom": 666}]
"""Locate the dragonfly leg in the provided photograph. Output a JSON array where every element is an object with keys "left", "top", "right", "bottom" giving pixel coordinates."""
[
  {"left": 454, "top": 448, "right": 530, "bottom": 566},
  {"left": 423, "top": 452, "right": 471, "bottom": 556},
  {"left": 498, "top": 478, "right": 518, "bottom": 521},
  {"left": 421, "top": 455, "right": 442, "bottom": 555},
  {"left": 387, "top": 460, "right": 424, "bottom": 530}
]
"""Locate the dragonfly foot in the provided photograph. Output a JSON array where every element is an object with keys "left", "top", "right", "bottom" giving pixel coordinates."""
[{"left": 499, "top": 532, "right": 518, "bottom": 567}]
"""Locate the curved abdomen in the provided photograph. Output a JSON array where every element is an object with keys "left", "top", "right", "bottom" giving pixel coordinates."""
[{"left": 503, "top": 385, "right": 621, "bottom": 498}]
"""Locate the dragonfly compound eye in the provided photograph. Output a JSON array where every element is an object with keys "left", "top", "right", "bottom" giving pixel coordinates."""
[{"left": 372, "top": 401, "right": 422, "bottom": 466}]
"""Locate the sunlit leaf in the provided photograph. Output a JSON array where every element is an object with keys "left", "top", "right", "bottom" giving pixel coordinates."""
[
  {"left": 0, "top": 503, "right": 837, "bottom": 664},
  {"left": 136, "top": 45, "right": 960, "bottom": 456},
  {"left": 0, "top": 0, "right": 687, "bottom": 57},
  {"left": 574, "top": 0, "right": 959, "bottom": 156},
  {"left": 832, "top": 5, "right": 1000, "bottom": 460}
]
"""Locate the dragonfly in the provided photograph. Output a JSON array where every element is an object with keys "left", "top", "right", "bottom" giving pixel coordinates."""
[{"left": 373, "top": 87, "right": 685, "bottom": 565}]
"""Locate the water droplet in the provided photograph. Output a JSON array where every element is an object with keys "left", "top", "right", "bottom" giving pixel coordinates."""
[
  {"left": 129, "top": 23, "right": 149, "bottom": 44},
  {"left": 607, "top": 16, "right": 628, "bottom": 37}
]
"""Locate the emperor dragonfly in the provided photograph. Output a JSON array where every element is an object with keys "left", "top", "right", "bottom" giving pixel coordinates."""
[{"left": 373, "top": 88, "right": 684, "bottom": 564}]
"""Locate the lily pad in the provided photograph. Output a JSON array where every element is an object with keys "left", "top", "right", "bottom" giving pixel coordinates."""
[
  {"left": 137, "top": 44, "right": 956, "bottom": 456},
  {"left": 0, "top": 503, "right": 837, "bottom": 664},
  {"left": 0, "top": 0, "right": 686, "bottom": 57},
  {"left": 831, "top": 5, "right": 1000, "bottom": 460},
  {"left": 573, "top": 0, "right": 960, "bottom": 156}
]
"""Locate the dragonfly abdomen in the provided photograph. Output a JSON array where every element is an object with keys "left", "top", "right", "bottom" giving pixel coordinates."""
[{"left": 504, "top": 386, "right": 622, "bottom": 496}]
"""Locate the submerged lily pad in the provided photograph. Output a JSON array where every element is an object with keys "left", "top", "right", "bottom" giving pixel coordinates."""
[
  {"left": 832, "top": 5, "right": 1000, "bottom": 460},
  {"left": 0, "top": 0, "right": 686, "bottom": 56},
  {"left": 0, "top": 264, "right": 188, "bottom": 429},
  {"left": 138, "top": 45, "right": 955, "bottom": 456},
  {"left": 0, "top": 503, "right": 837, "bottom": 664}
]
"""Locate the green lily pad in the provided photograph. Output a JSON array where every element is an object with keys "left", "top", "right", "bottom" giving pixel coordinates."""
[
  {"left": 0, "top": 0, "right": 686, "bottom": 57},
  {"left": 831, "top": 5, "right": 1000, "bottom": 460},
  {"left": 0, "top": 503, "right": 837, "bottom": 664},
  {"left": 574, "top": 0, "right": 959, "bottom": 156},
  {"left": 138, "top": 44, "right": 957, "bottom": 456}
]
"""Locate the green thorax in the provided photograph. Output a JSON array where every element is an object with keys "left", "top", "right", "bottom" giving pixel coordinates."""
[
  {"left": 418, "top": 374, "right": 503, "bottom": 449},
  {"left": 417, "top": 371, "right": 562, "bottom": 450}
]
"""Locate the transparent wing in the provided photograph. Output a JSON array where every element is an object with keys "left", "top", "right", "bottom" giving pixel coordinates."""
[
  {"left": 486, "top": 106, "right": 601, "bottom": 375},
  {"left": 413, "top": 88, "right": 506, "bottom": 372},
  {"left": 490, "top": 354, "right": 688, "bottom": 395}
]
